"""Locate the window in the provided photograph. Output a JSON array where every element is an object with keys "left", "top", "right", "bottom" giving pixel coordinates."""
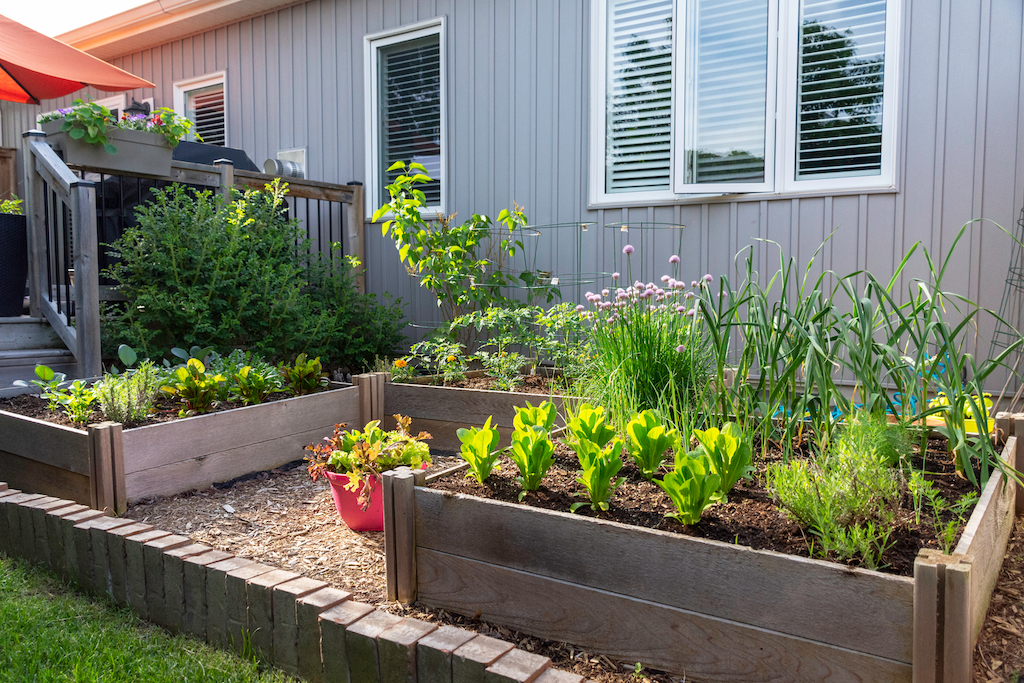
[
  {"left": 590, "top": 0, "right": 899, "bottom": 204},
  {"left": 365, "top": 18, "right": 446, "bottom": 214},
  {"left": 173, "top": 72, "right": 226, "bottom": 146}
]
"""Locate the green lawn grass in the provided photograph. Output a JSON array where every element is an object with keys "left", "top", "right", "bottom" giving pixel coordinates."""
[{"left": 0, "top": 555, "right": 298, "bottom": 683}]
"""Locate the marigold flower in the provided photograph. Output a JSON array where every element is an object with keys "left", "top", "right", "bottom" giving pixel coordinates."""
[
  {"left": 394, "top": 359, "right": 408, "bottom": 368},
  {"left": 446, "top": 355, "right": 456, "bottom": 363}
]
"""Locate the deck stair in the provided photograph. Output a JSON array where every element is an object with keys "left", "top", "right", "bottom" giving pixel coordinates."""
[{"left": 0, "top": 316, "right": 78, "bottom": 397}]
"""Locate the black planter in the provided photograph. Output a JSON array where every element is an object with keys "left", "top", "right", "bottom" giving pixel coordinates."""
[{"left": 0, "top": 213, "right": 28, "bottom": 316}]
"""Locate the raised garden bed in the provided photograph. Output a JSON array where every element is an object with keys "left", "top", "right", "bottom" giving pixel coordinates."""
[
  {"left": 0, "top": 383, "right": 362, "bottom": 513},
  {"left": 381, "top": 380, "right": 1024, "bottom": 683}
]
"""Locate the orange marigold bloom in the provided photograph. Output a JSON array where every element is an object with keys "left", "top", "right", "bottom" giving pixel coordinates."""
[
  {"left": 393, "top": 359, "right": 407, "bottom": 368},
  {"left": 446, "top": 355, "right": 456, "bottom": 363}
]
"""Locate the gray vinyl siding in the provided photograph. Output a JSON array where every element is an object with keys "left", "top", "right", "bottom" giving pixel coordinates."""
[{"left": 2, "top": 0, "right": 1023, "bottom": 379}]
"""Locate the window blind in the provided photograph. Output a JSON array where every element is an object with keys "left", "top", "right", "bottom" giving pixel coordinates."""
[
  {"left": 797, "top": 0, "right": 886, "bottom": 177},
  {"left": 379, "top": 35, "right": 442, "bottom": 206},
  {"left": 681, "top": 0, "right": 769, "bottom": 185},
  {"left": 186, "top": 84, "right": 225, "bottom": 146},
  {"left": 605, "top": 0, "right": 674, "bottom": 193}
]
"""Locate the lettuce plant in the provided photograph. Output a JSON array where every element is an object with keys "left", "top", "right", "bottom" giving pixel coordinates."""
[
  {"left": 513, "top": 400, "right": 557, "bottom": 434},
  {"left": 509, "top": 425, "right": 554, "bottom": 498},
  {"left": 569, "top": 438, "right": 625, "bottom": 512},
  {"left": 456, "top": 416, "right": 502, "bottom": 483},
  {"left": 656, "top": 452, "right": 721, "bottom": 525},
  {"left": 566, "top": 403, "right": 617, "bottom": 449},
  {"left": 625, "top": 410, "right": 680, "bottom": 480},
  {"left": 691, "top": 422, "right": 753, "bottom": 499}
]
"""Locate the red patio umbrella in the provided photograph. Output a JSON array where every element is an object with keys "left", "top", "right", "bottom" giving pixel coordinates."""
[{"left": 0, "top": 13, "right": 154, "bottom": 104}]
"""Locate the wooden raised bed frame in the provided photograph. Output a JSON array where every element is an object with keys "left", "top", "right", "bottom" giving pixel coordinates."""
[
  {"left": 0, "top": 379, "right": 374, "bottom": 513},
  {"left": 381, "top": 374, "right": 1024, "bottom": 683}
]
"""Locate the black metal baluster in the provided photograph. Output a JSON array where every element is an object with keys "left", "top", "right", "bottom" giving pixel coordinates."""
[
  {"left": 63, "top": 201, "right": 72, "bottom": 318},
  {"left": 43, "top": 182, "right": 52, "bottom": 305}
]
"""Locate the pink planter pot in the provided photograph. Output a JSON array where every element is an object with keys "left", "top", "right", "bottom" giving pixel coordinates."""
[{"left": 323, "top": 470, "right": 384, "bottom": 531}]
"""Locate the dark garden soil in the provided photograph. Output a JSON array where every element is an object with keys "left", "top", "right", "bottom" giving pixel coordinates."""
[
  {"left": 0, "top": 387, "right": 332, "bottom": 430},
  {"left": 412, "top": 373, "right": 570, "bottom": 395},
  {"left": 428, "top": 439, "right": 979, "bottom": 578}
]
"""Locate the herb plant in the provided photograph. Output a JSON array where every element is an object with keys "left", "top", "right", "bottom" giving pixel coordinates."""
[
  {"left": 625, "top": 410, "right": 681, "bottom": 480},
  {"left": 478, "top": 351, "right": 527, "bottom": 392},
  {"left": 92, "top": 360, "right": 161, "bottom": 425},
  {"left": 456, "top": 416, "right": 502, "bottom": 483}
]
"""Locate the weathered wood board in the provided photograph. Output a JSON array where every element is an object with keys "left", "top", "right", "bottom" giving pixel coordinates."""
[
  {"left": 415, "top": 488, "right": 913, "bottom": 663},
  {"left": 417, "top": 548, "right": 911, "bottom": 683},
  {"left": 384, "top": 383, "right": 573, "bottom": 430},
  {"left": 953, "top": 436, "right": 1018, "bottom": 642},
  {"left": 0, "top": 449, "right": 91, "bottom": 506},
  {"left": 0, "top": 410, "right": 90, "bottom": 475}
]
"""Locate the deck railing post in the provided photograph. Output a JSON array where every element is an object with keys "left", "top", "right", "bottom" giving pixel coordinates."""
[
  {"left": 22, "top": 130, "right": 47, "bottom": 318},
  {"left": 70, "top": 177, "right": 101, "bottom": 378},
  {"left": 343, "top": 182, "right": 365, "bottom": 294},
  {"left": 214, "top": 159, "right": 234, "bottom": 205}
]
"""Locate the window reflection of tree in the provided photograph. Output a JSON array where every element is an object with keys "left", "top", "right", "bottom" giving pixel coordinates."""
[
  {"left": 382, "top": 40, "right": 442, "bottom": 203},
  {"left": 607, "top": 15, "right": 673, "bottom": 191},
  {"left": 798, "top": 20, "right": 884, "bottom": 177}
]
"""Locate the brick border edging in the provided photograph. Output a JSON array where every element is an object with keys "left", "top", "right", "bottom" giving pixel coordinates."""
[{"left": 0, "top": 482, "right": 587, "bottom": 683}]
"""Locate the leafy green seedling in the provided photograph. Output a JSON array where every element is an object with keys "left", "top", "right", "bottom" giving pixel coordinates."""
[
  {"left": 13, "top": 365, "right": 67, "bottom": 410},
  {"left": 566, "top": 403, "right": 616, "bottom": 449},
  {"left": 456, "top": 416, "right": 502, "bottom": 483},
  {"left": 656, "top": 452, "right": 721, "bottom": 525},
  {"left": 509, "top": 425, "right": 554, "bottom": 498},
  {"left": 231, "top": 365, "right": 281, "bottom": 405},
  {"left": 691, "top": 422, "right": 753, "bottom": 500},
  {"left": 279, "top": 353, "right": 326, "bottom": 395},
  {"left": 55, "top": 380, "right": 97, "bottom": 424},
  {"left": 161, "top": 358, "right": 226, "bottom": 416},
  {"left": 571, "top": 438, "right": 625, "bottom": 512},
  {"left": 625, "top": 410, "right": 680, "bottom": 480},
  {"left": 513, "top": 400, "right": 557, "bottom": 434}
]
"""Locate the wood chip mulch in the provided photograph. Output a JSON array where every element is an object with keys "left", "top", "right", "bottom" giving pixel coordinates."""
[{"left": 973, "top": 516, "right": 1024, "bottom": 683}]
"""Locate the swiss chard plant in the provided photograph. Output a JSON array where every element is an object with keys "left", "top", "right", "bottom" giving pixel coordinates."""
[
  {"left": 160, "top": 358, "right": 226, "bottom": 416},
  {"left": 625, "top": 410, "right": 681, "bottom": 480},
  {"left": 569, "top": 437, "right": 625, "bottom": 513},
  {"left": 656, "top": 452, "right": 722, "bottom": 525},
  {"left": 691, "top": 422, "right": 753, "bottom": 500},
  {"left": 456, "top": 416, "right": 502, "bottom": 483},
  {"left": 279, "top": 354, "right": 327, "bottom": 395},
  {"left": 231, "top": 365, "right": 283, "bottom": 405}
]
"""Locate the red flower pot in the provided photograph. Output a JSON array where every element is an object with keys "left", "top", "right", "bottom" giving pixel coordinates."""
[{"left": 323, "top": 470, "right": 384, "bottom": 531}]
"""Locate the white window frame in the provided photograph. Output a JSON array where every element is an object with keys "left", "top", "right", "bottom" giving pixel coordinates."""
[
  {"left": 589, "top": 0, "right": 901, "bottom": 207},
  {"left": 364, "top": 17, "right": 448, "bottom": 219},
  {"left": 173, "top": 71, "right": 227, "bottom": 146}
]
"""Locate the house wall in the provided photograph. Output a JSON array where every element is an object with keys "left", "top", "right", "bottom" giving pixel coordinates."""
[{"left": 3, "top": 0, "right": 1023, "bottom": 377}]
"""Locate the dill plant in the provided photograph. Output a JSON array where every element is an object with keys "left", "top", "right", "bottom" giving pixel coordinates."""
[{"left": 576, "top": 249, "right": 711, "bottom": 429}]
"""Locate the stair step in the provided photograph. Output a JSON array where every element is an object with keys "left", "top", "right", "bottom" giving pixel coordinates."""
[
  {"left": 0, "top": 348, "right": 76, "bottom": 367},
  {"left": 0, "top": 317, "right": 65, "bottom": 352}
]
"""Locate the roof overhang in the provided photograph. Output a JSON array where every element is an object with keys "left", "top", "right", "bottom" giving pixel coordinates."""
[{"left": 57, "top": 0, "right": 302, "bottom": 61}]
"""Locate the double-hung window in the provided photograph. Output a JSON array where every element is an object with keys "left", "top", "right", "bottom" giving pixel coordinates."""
[
  {"left": 173, "top": 72, "right": 227, "bottom": 146},
  {"left": 365, "top": 18, "right": 446, "bottom": 214},
  {"left": 590, "top": 0, "right": 899, "bottom": 204}
]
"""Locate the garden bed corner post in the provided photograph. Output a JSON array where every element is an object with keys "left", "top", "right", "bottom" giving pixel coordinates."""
[
  {"left": 87, "top": 421, "right": 126, "bottom": 515},
  {"left": 382, "top": 467, "right": 417, "bottom": 604},
  {"left": 1015, "top": 415, "right": 1024, "bottom": 516},
  {"left": 913, "top": 550, "right": 974, "bottom": 683},
  {"left": 353, "top": 372, "right": 389, "bottom": 426}
]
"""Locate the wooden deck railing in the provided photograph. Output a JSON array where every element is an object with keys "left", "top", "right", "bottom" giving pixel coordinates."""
[{"left": 20, "top": 128, "right": 365, "bottom": 378}]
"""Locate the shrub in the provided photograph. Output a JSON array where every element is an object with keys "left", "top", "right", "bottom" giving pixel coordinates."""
[{"left": 103, "top": 181, "right": 406, "bottom": 371}]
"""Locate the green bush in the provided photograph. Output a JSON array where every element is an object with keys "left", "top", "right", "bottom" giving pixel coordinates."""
[{"left": 103, "top": 181, "right": 406, "bottom": 371}]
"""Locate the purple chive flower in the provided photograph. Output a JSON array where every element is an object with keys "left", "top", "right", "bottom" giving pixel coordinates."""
[
  {"left": 704, "top": 274, "right": 713, "bottom": 283},
  {"left": 676, "top": 305, "right": 686, "bottom": 313},
  {"left": 669, "top": 254, "right": 680, "bottom": 264},
  {"left": 685, "top": 292, "right": 694, "bottom": 300},
  {"left": 685, "top": 309, "right": 696, "bottom": 317},
  {"left": 575, "top": 304, "right": 585, "bottom": 312},
  {"left": 661, "top": 275, "right": 670, "bottom": 283},
  {"left": 676, "top": 344, "right": 686, "bottom": 353},
  {"left": 601, "top": 289, "right": 609, "bottom": 297},
  {"left": 623, "top": 244, "right": 635, "bottom": 255},
  {"left": 691, "top": 280, "right": 699, "bottom": 288}
]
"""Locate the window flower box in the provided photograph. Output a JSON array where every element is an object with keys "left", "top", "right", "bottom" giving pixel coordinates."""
[{"left": 41, "top": 119, "right": 173, "bottom": 176}]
